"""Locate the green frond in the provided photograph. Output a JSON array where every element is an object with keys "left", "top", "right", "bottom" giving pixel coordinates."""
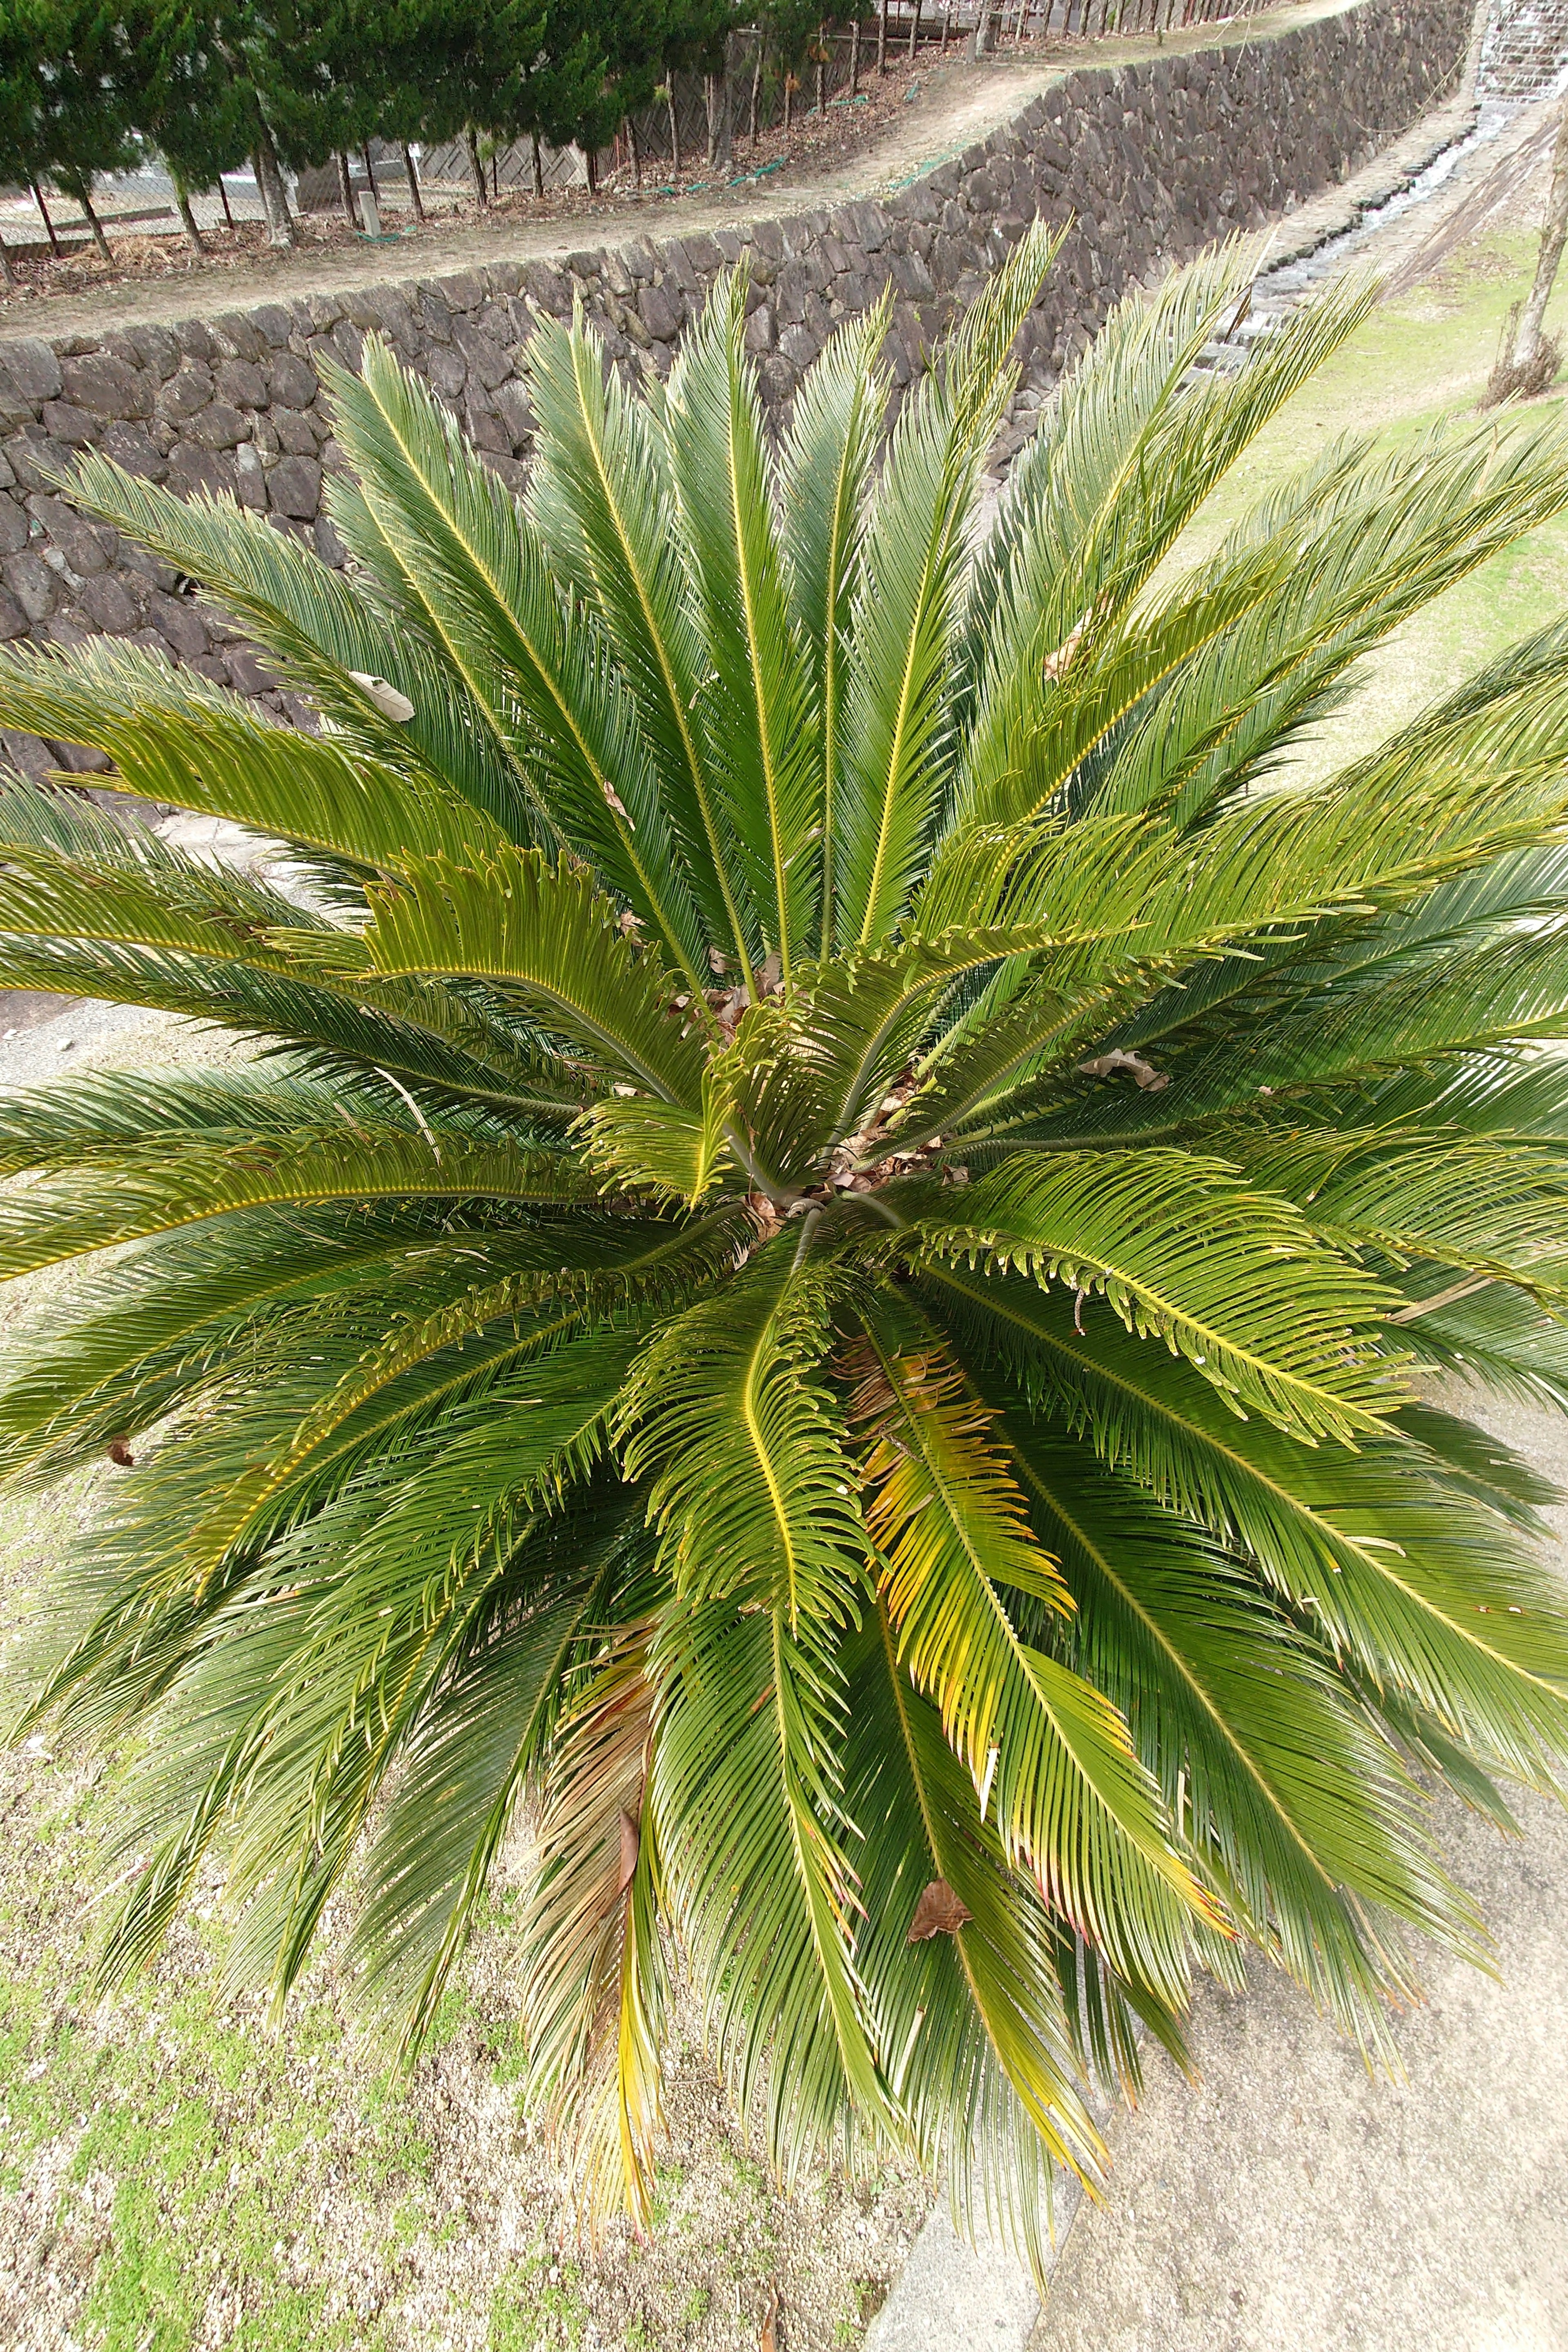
[
  {"left": 956, "top": 254, "right": 1375, "bottom": 824},
  {"left": 922, "top": 1267, "right": 1568, "bottom": 1787},
  {"left": 847, "top": 1298, "right": 1215, "bottom": 2008},
  {"left": 996, "top": 1412, "right": 1481, "bottom": 2047},
  {"left": 666, "top": 273, "right": 821, "bottom": 980},
  {"left": 910, "top": 1152, "right": 1401, "bottom": 1442},
  {"left": 780, "top": 296, "right": 894, "bottom": 947},
  {"left": 0, "top": 635, "right": 503, "bottom": 875},
  {"left": 350, "top": 846, "right": 708, "bottom": 1104},
  {"left": 619, "top": 1244, "right": 867, "bottom": 1627},
  {"left": 843, "top": 1600, "right": 1107, "bottom": 2282},
  {"left": 650, "top": 1596, "right": 892, "bottom": 2180},
  {"left": 321, "top": 341, "right": 710, "bottom": 987},
  {"left": 834, "top": 223, "right": 1059, "bottom": 951},
  {"left": 521, "top": 305, "right": 759, "bottom": 973},
  {"left": 61, "top": 448, "right": 539, "bottom": 843}
]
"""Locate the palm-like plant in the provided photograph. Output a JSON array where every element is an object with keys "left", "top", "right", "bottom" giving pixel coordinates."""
[{"left": 7, "top": 228, "right": 1568, "bottom": 2267}]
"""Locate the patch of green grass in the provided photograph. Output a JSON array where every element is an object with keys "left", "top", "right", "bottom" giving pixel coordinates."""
[
  {"left": 681, "top": 2285, "right": 712, "bottom": 2326},
  {"left": 488, "top": 2244, "right": 592, "bottom": 2350}
]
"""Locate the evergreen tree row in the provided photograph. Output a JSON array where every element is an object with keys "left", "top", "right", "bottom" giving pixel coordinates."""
[{"left": 0, "top": 1, "right": 864, "bottom": 254}]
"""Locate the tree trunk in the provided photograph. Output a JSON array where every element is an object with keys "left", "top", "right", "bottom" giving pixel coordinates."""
[
  {"left": 217, "top": 175, "right": 235, "bottom": 229},
  {"left": 940, "top": 5, "right": 951, "bottom": 49},
  {"left": 1513, "top": 101, "right": 1568, "bottom": 371},
  {"left": 909, "top": 0, "right": 922, "bottom": 57},
  {"left": 531, "top": 130, "right": 544, "bottom": 196},
  {"left": 31, "top": 183, "right": 61, "bottom": 256},
  {"left": 628, "top": 113, "right": 642, "bottom": 191},
  {"left": 817, "top": 28, "right": 827, "bottom": 112},
  {"left": 784, "top": 74, "right": 793, "bottom": 136},
  {"left": 707, "top": 61, "right": 732, "bottom": 167},
  {"left": 850, "top": 18, "right": 861, "bottom": 91},
  {"left": 336, "top": 151, "right": 361, "bottom": 227},
  {"left": 172, "top": 175, "right": 206, "bottom": 255},
  {"left": 668, "top": 86, "right": 682, "bottom": 177},
  {"left": 585, "top": 145, "right": 598, "bottom": 194},
  {"left": 751, "top": 39, "right": 765, "bottom": 139},
  {"left": 253, "top": 130, "right": 297, "bottom": 247},
  {"left": 878, "top": 0, "right": 889, "bottom": 72},
  {"left": 70, "top": 176, "right": 113, "bottom": 262},
  {"left": 465, "top": 127, "right": 488, "bottom": 207},
  {"left": 361, "top": 143, "right": 379, "bottom": 207},
  {"left": 401, "top": 144, "right": 424, "bottom": 221}
]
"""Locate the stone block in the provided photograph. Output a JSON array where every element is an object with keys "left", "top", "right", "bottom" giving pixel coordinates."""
[
  {"left": 166, "top": 444, "right": 236, "bottom": 500},
  {"left": 29, "top": 494, "right": 113, "bottom": 574},
  {"left": 99, "top": 423, "right": 167, "bottom": 481},
  {"left": 453, "top": 318, "right": 512, "bottom": 388},
  {"left": 234, "top": 445, "right": 269, "bottom": 512},
  {"left": 272, "top": 408, "right": 320, "bottom": 457},
  {"left": 252, "top": 303, "right": 295, "bottom": 348},
  {"left": 223, "top": 645, "right": 279, "bottom": 695},
  {"left": 638, "top": 281, "right": 684, "bottom": 341},
  {"left": 0, "top": 340, "right": 63, "bottom": 405},
  {"left": 0, "top": 502, "right": 26, "bottom": 557},
  {"left": 60, "top": 353, "right": 153, "bottom": 420},
  {"left": 76, "top": 572, "right": 140, "bottom": 633},
  {"left": 267, "top": 456, "right": 322, "bottom": 519},
  {"left": 492, "top": 380, "right": 535, "bottom": 446},
  {"left": 156, "top": 365, "right": 214, "bottom": 422},
  {"left": 215, "top": 357, "right": 269, "bottom": 409},
  {"left": 39, "top": 401, "right": 95, "bottom": 446},
  {"left": 2, "top": 549, "right": 58, "bottom": 620},
  {"left": 189, "top": 402, "right": 251, "bottom": 450},
  {"left": 267, "top": 352, "right": 317, "bottom": 410}
]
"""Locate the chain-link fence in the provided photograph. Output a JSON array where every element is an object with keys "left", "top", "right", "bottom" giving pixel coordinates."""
[{"left": 416, "top": 0, "right": 1276, "bottom": 196}]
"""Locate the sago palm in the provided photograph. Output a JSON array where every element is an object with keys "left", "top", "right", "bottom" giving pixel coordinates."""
[{"left": 6, "top": 229, "right": 1568, "bottom": 2269}]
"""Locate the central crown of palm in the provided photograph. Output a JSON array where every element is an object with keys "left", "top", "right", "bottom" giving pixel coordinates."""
[{"left": 6, "top": 229, "right": 1568, "bottom": 2268}]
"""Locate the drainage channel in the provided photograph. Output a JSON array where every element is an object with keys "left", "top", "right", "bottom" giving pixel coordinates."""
[{"left": 1193, "top": 79, "right": 1565, "bottom": 376}]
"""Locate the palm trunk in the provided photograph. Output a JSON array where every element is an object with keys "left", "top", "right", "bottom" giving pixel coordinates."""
[
  {"left": 336, "top": 151, "right": 361, "bottom": 228},
  {"left": 465, "top": 127, "right": 488, "bottom": 207},
  {"left": 401, "top": 143, "right": 424, "bottom": 220},
  {"left": 1512, "top": 101, "right": 1568, "bottom": 371},
  {"left": 172, "top": 174, "right": 206, "bottom": 255}
]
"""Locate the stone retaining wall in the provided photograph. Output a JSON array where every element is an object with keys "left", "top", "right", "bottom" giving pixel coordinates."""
[
  {"left": 0, "top": 0, "right": 1473, "bottom": 763},
  {"left": 1481, "top": 0, "right": 1568, "bottom": 94}
]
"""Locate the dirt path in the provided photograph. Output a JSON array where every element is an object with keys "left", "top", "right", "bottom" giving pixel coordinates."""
[{"left": 8, "top": 0, "right": 1372, "bottom": 347}]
